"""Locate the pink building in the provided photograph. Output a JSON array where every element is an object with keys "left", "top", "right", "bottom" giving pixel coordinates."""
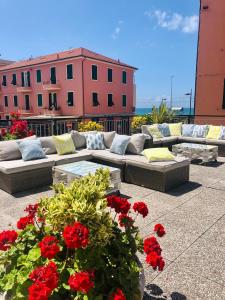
[{"left": 0, "top": 48, "right": 137, "bottom": 119}]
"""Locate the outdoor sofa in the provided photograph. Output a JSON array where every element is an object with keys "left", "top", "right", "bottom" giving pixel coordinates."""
[{"left": 0, "top": 131, "right": 190, "bottom": 194}]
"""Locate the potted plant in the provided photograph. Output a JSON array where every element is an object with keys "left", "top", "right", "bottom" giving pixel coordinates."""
[{"left": 0, "top": 169, "right": 165, "bottom": 300}]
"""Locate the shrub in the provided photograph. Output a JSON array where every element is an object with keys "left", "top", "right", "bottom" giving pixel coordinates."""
[
  {"left": 78, "top": 121, "right": 103, "bottom": 132},
  {"left": 150, "top": 102, "right": 175, "bottom": 124},
  {"left": 131, "top": 116, "right": 148, "bottom": 133},
  {"left": 0, "top": 169, "right": 166, "bottom": 300}
]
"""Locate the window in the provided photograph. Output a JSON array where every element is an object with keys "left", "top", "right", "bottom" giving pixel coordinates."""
[
  {"left": 122, "top": 95, "right": 127, "bottom": 107},
  {"left": 122, "top": 71, "right": 127, "bottom": 84},
  {"left": 12, "top": 74, "right": 17, "bottom": 85},
  {"left": 108, "top": 94, "right": 114, "bottom": 107},
  {"left": 14, "top": 95, "right": 18, "bottom": 107},
  {"left": 21, "top": 72, "right": 25, "bottom": 87},
  {"left": 67, "top": 64, "right": 73, "bottom": 80},
  {"left": 67, "top": 92, "right": 74, "bottom": 106},
  {"left": 36, "top": 70, "right": 42, "bottom": 83},
  {"left": 37, "top": 94, "right": 43, "bottom": 107},
  {"left": 108, "top": 68, "right": 112, "bottom": 82},
  {"left": 4, "top": 96, "right": 8, "bottom": 107},
  {"left": 27, "top": 71, "right": 31, "bottom": 87},
  {"left": 25, "top": 95, "right": 30, "bottom": 110},
  {"left": 92, "top": 65, "right": 98, "bottom": 80},
  {"left": 92, "top": 92, "right": 99, "bottom": 106},
  {"left": 223, "top": 79, "right": 225, "bottom": 109},
  {"left": 2, "top": 75, "right": 7, "bottom": 86},
  {"left": 50, "top": 67, "right": 56, "bottom": 84}
]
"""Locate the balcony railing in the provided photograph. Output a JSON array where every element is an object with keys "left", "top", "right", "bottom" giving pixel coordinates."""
[
  {"left": 17, "top": 85, "right": 32, "bottom": 93},
  {"left": 42, "top": 80, "right": 61, "bottom": 91}
]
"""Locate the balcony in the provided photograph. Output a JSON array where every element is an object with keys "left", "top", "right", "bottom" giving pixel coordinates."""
[
  {"left": 19, "top": 106, "right": 34, "bottom": 116},
  {"left": 43, "top": 106, "right": 62, "bottom": 116},
  {"left": 42, "top": 80, "right": 61, "bottom": 91},
  {"left": 17, "top": 85, "right": 32, "bottom": 93}
]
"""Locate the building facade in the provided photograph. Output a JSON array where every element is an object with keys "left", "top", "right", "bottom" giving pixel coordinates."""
[
  {"left": 0, "top": 48, "right": 137, "bottom": 119},
  {"left": 195, "top": 0, "right": 225, "bottom": 125}
]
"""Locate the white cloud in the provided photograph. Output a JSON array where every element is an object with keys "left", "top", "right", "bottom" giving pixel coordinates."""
[
  {"left": 145, "top": 10, "right": 199, "bottom": 33},
  {"left": 111, "top": 21, "right": 124, "bottom": 39}
]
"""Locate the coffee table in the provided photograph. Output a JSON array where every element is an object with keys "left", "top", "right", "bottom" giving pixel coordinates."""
[
  {"left": 52, "top": 160, "right": 121, "bottom": 194},
  {"left": 172, "top": 143, "right": 218, "bottom": 163}
]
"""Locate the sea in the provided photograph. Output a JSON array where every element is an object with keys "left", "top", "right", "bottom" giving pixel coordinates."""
[{"left": 135, "top": 107, "right": 194, "bottom": 116}]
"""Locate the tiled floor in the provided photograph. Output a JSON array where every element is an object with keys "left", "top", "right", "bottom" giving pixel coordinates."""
[{"left": 1, "top": 157, "right": 225, "bottom": 299}]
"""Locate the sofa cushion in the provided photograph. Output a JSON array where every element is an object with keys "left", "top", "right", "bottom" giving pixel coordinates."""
[
  {"left": 182, "top": 124, "right": 196, "bottom": 137},
  {"left": 126, "top": 134, "right": 147, "bottom": 154},
  {"left": 168, "top": 123, "right": 182, "bottom": 136},
  {"left": 53, "top": 133, "right": 76, "bottom": 155},
  {"left": 205, "top": 139, "right": 225, "bottom": 146},
  {"left": 206, "top": 125, "right": 221, "bottom": 140},
  {"left": 0, "top": 156, "right": 55, "bottom": 174},
  {"left": 17, "top": 139, "right": 46, "bottom": 161},
  {"left": 141, "top": 125, "right": 151, "bottom": 136},
  {"left": 153, "top": 138, "right": 163, "bottom": 146},
  {"left": 71, "top": 131, "right": 87, "bottom": 149},
  {"left": 110, "top": 134, "right": 130, "bottom": 155},
  {"left": 39, "top": 136, "right": 57, "bottom": 154},
  {"left": 92, "top": 149, "right": 126, "bottom": 165},
  {"left": 49, "top": 149, "right": 93, "bottom": 166},
  {"left": 178, "top": 136, "right": 206, "bottom": 144},
  {"left": 220, "top": 126, "right": 225, "bottom": 140},
  {"left": 158, "top": 123, "right": 170, "bottom": 137},
  {"left": 0, "top": 135, "right": 36, "bottom": 161},
  {"left": 142, "top": 148, "right": 175, "bottom": 162},
  {"left": 125, "top": 155, "right": 189, "bottom": 172},
  {"left": 102, "top": 131, "right": 116, "bottom": 148},
  {"left": 161, "top": 136, "right": 178, "bottom": 143},
  {"left": 85, "top": 132, "right": 105, "bottom": 150},
  {"left": 192, "top": 125, "right": 209, "bottom": 138},
  {"left": 147, "top": 124, "right": 163, "bottom": 139}
]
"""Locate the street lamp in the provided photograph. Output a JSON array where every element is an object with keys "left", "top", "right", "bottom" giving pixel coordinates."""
[{"left": 185, "top": 89, "right": 193, "bottom": 116}]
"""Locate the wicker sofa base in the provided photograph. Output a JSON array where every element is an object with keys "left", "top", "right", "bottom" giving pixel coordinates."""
[
  {"left": 0, "top": 167, "right": 53, "bottom": 194},
  {"left": 125, "top": 164, "right": 190, "bottom": 192}
]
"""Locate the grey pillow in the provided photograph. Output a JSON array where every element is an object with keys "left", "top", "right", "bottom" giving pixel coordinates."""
[
  {"left": 39, "top": 136, "right": 57, "bottom": 154},
  {"left": 126, "top": 134, "right": 147, "bottom": 154},
  {"left": 110, "top": 134, "right": 131, "bottom": 155},
  {"left": 71, "top": 131, "right": 97, "bottom": 149},
  {"left": 0, "top": 135, "right": 36, "bottom": 161},
  {"left": 102, "top": 131, "right": 116, "bottom": 148}
]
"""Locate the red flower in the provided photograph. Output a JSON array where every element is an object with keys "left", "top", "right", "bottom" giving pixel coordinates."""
[
  {"left": 118, "top": 214, "right": 134, "bottom": 228},
  {"left": 39, "top": 236, "right": 60, "bottom": 259},
  {"left": 154, "top": 224, "right": 166, "bottom": 237},
  {"left": 0, "top": 230, "right": 18, "bottom": 251},
  {"left": 28, "top": 282, "right": 51, "bottom": 300},
  {"left": 109, "top": 288, "right": 126, "bottom": 300},
  {"left": 133, "top": 202, "right": 148, "bottom": 218},
  {"left": 144, "top": 236, "right": 162, "bottom": 255},
  {"left": 146, "top": 252, "right": 165, "bottom": 271},
  {"left": 63, "top": 222, "right": 89, "bottom": 249},
  {"left": 107, "top": 195, "right": 131, "bottom": 214},
  {"left": 68, "top": 271, "right": 94, "bottom": 294},
  {"left": 17, "top": 216, "right": 34, "bottom": 230},
  {"left": 24, "top": 204, "right": 39, "bottom": 218},
  {"left": 29, "top": 262, "right": 59, "bottom": 291}
]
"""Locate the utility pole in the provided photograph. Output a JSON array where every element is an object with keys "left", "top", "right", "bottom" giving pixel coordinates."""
[{"left": 170, "top": 76, "right": 174, "bottom": 109}]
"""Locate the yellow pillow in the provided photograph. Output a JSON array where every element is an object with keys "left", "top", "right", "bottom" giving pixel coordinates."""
[
  {"left": 142, "top": 148, "right": 175, "bottom": 162},
  {"left": 53, "top": 133, "right": 76, "bottom": 155},
  {"left": 206, "top": 125, "right": 221, "bottom": 139},
  {"left": 168, "top": 123, "right": 182, "bottom": 136},
  {"left": 147, "top": 124, "right": 163, "bottom": 139}
]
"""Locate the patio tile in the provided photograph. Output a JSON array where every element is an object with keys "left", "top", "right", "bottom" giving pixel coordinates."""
[
  {"left": 148, "top": 263, "right": 225, "bottom": 300},
  {"left": 177, "top": 214, "right": 225, "bottom": 286},
  {"left": 120, "top": 182, "right": 155, "bottom": 198}
]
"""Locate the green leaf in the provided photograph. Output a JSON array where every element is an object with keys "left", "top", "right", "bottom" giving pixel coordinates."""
[
  {"left": 17, "top": 265, "right": 32, "bottom": 284},
  {"left": 17, "top": 255, "right": 27, "bottom": 266},
  {"left": 27, "top": 247, "right": 41, "bottom": 262}
]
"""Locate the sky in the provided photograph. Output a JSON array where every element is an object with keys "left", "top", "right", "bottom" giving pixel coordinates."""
[{"left": 0, "top": 0, "right": 199, "bottom": 108}]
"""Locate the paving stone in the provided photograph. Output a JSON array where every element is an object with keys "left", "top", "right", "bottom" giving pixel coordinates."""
[{"left": 120, "top": 182, "right": 155, "bottom": 198}]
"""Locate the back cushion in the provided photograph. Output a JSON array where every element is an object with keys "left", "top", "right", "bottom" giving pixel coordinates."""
[
  {"left": 39, "top": 136, "right": 57, "bottom": 154},
  {"left": 158, "top": 123, "right": 170, "bottom": 137},
  {"left": 168, "top": 123, "right": 182, "bottom": 136},
  {"left": 102, "top": 131, "right": 116, "bottom": 148},
  {"left": 220, "top": 126, "right": 225, "bottom": 140},
  {"left": 192, "top": 125, "right": 209, "bottom": 138},
  {"left": 147, "top": 125, "right": 163, "bottom": 139},
  {"left": 85, "top": 133, "right": 105, "bottom": 150},
  {"left": 126, "top": 134, "right": 147, "bottom": 154},
  {"left": 206, "top": 125, "right": 221, "bottom": 140},
  {"left": 71, "top": 130, "right": 97, "bottom": 149},
  {"left": 182, "top": 124, "right": 196, "bottom": 137},
  {"left": 0, "top": 135, "right": 36, "bottom": 161}
]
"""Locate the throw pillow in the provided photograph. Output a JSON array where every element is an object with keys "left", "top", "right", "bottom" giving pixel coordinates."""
[
  {"left": 39, "top": 136, "right": 57, "bottom": 154},
  {"left": 219, "top": 126, "right": 225, "bottom": 140},
  {"left": 142, "top": 148, "right": 175, "bottom": 162},
  {"left": 85, "top": 133, "right": 105, "bottom": 150},
  {"left": 182, "top": 124, "right": 196, "bottom": 137},
  {"left": 110, "top": 134, "right": 131, "bottom": 155},
  {"left": 147, "top": 125, "right": 163, "bottom": 139},
  {"left": 53, "top": 133, "right": 76, "bottom": 155},
  {"left": 168, "top": 123, "right": 182, "bottom": 136},
  {"left": 126, "top": 134, "right": 147, "bottom": 154},
  {"left": 102, "top": 131, "right": 116, "bottom": 148},
  {"left": 206, "top": 125, "right": 221, "bottom": 140},
  {"left": 17, "top": 139, "right": 46, "bottom": 161},
  {"left": 0, "top": 135, "right": 36, "bottom": 161},
  {"left": 192, "top": 125, "right": 209, "bottom": 138},
  {"left": 158, "top": 123, "right": 170, "bottom": 137}
]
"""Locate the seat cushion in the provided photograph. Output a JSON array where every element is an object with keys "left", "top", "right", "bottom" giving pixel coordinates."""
[
  {"left": 92, "top": 150, "right": 126, "bottom": 165},
  {"left": 0, "top": 156, "right": 55, "bottom": 174},
  {"left": 178, "top": 136, "right": 206, "bottom": 144},
  {"left": 161, "top": 136, "right": 178, "bottom": 143},
  {"left": 206, "top": 139, "right": 225, "bottom": 146},
  {"left": 125, "top": 155, "right": 189, "bottom": 172},
  {"left": 39, "top": 136, "right": 57, "bottom": 154},
  {"left": 50, "top": 149, "right": 93, "bottom": 166}
]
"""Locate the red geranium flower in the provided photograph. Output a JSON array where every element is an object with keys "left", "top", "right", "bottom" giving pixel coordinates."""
[
  {"left": 17, "top": 216, "right": 34, "bottom": 230},
  {"left": 133, "top": 202, "right": 148, "bottom": 218},
  {"left": 109, "top": 288, "right": 126, "bottom": 300},
  {"left": 118, "top": 214, "right": 134, "bottom": 228},
  {"left": 154, "top": 224, "right": 166, "bottom": 237},
  {"left": 107, "top": 195, "right": 131, "bottom": 214},
  {"left": 146, "top": 252, "right": 165, "bottom": 271},
  {"left": 0, "top": 230, "right": 18, "bottom": 251},
  {"left": 144, "top": 236, "right": 162, "bottom": 255},
  {"left": 29, "top": 262, "right": 59, "bottom": 291},
  {"left": 24, "top": 204, "right": 39, "bottom": 218},
  {"left": 63, "top": 222, "right": 89, "bottom": 249},
  {"left": 68, "top": 271, "right": 94, "bottom": 294},
  {"left": 39, "top": 236, "right": 60, "bottom": 259},
  {"left": 28, "top": 282, "right": 51, "bottom": 300}
]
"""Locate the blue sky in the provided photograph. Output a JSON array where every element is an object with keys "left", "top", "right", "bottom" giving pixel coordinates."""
[{"left": 0, "top": 0, "right": 199, "bottom": 108}]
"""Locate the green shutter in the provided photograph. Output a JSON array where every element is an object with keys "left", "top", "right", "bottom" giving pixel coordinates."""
[
  {"left": 36, "top": 70, "right": 42, "bottom": 83},
  {"left": 37, "top": 94, "right": 43, "bottom": 107},
  {"left": 122, "top": 71, "right": 127, "bottom": 84},
  {"left": 14, "top": 96, "right": 18, "bottom": 107},
  {"left": 108, "top": 69, "right": 112, "bottom": 82},
  {"left": 68, "top": 92, "right": 74, "bottom": 106},
  {"left": 92, "top": 65, "right": 98, "bottom": 80},
  {"left": 67, "top": 65, "right": 73, "bottom": 79},
  {"left": 122, "top": 95, "right": 127, "bottom": 107},
  {"left": 4, "top": 96, "right": 8, "bottom": 107}
]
